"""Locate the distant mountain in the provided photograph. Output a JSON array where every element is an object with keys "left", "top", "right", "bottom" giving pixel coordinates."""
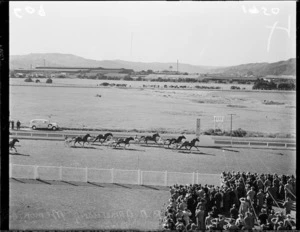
[
  {"left": 213, "top": 58, "right": 296, "bottom": 76},
  {"left": 10, "top": 53, "right": 296, "bottom": 76},
  {"left": 10, "top": 53, "right": 219, "bottom": 73}
]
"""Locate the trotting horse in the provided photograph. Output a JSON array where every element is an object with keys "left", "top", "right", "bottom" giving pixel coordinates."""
[
  {"left": 140, "top": 133, "right": 160, "bottom": 145},
  {"left": 93, "top": 133, "right": 113, "bottom": 143},
  {"left": 179, "top": 138, "right": 199, "bottom": 151},
  {"left": 164, "top": 135, "right": 186, "bottom": 148},
  {"left": 9, "top": 138, "right": 19, "bottom": 152},
  {"left": 114, "top": 137, "right": 134, "bottom": 148},
  {"left": 74, "top": 134, "right": 91, "bottom": 147}
]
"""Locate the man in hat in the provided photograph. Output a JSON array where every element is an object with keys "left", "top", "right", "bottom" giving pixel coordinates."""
[
  {"left": 282, "top": 197, "right": 293, "bottom": 215},
  {"left": 258, "top": 208, "right": 268, "bottom": 226},
  {"left": 195, "top": 205, "right": 205, "bottom": 230},
  {"left": 284, "top": 214, "right": 295, "bottom": 230},
  {"left": 256, "top": 189, "right": 265, "bottom": 213},
  {"left": 239, "top": 197, "right": 249, "bottom": 216},
  {"left": 182, "top": 208, "right": 192, "bottom": 226},
  {"left": 230, "top": 204, "right": 239, "bottom": 219},
  {"left": 205, "top": 211, "right": 214, "bottom": 230}
]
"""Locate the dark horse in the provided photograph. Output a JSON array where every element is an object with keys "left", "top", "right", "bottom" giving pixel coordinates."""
[
  {"left": 164, "top": 135, "right": 186, "bottom": 148},
  {"left": 93, "top": 133, "right": 113, "bottom": 143},
  {"left": 179, "top": 138, "right": 200, "bottom": 151},
  {"left": 74, "top": 134, "right": 91, "bottom": 147},
  {"left": 9, "top": 138, "right": 19, "bottom": 152},
  {"left": 114, "top": 137, "right": 134, "bottom": 148},
  {"left": 140, "top": 133, "right": 160, "bottom": 145}
]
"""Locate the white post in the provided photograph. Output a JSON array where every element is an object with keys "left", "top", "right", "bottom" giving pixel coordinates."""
[
  {"left": 59, "top": 166, "right": 62, "bottom": 181},
  {"left": 165, "top": 170, "right": 168, "bottom": 186},
  {"left": 137, "top": 169, "right": 141, "bottom": 185},
  {"left": 9, "top": 163, "right": 12, "bottom": 178},
  {"left": 140, "top": 171, "right": 143, "bottom": 185},
  {"left": 111, "top": 168, "right": 114, "bottom": 183},
  {"left": 196, "top": 171, "right": 199, "bottom": 185},
  {"left": 192, "top": 172, "right": 195, "bottom": 184},
  {"left": 85, "top": 167, "right": 88, "bottom": 183},
  {"left": 34, "top": 166, "right": 39, "bottom": 179}
]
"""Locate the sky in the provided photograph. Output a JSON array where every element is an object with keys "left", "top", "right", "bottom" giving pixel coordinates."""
[{"left": 10, "top": 1, "right": 296, "bottom": 67}]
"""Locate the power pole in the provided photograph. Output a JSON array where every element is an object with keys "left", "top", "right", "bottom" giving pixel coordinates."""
[{"left": 228, "top": 114, "right": 236, "bottom": 146}]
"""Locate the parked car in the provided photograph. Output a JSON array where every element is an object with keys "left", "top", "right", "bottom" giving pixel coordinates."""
[{"left": 29, "top": 119, "right": 59, "bottom": 130}]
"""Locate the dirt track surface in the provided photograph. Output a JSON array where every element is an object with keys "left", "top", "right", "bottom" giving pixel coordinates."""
[{"left": 10, "top": 140, "right": 296, "bottom": 175}]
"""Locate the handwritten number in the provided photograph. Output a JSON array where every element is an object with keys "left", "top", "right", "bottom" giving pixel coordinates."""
[
  {"left": 249, "top": 6, "right": 259, "bottom": 14},
  {"left": 25, "top": 6, "right": 35, "bottom": 14},
  {"left": 39, "top": 5, "right": 46, "bottom": 16},
  {"left": 271, "top": 8, "right": 280, "bottom": 15},
  {"left": 14, "top": 8, "right": 23, "bottom": 18},
  {"left": 261, "top": 7, "right": 271, "bottom": 16}
]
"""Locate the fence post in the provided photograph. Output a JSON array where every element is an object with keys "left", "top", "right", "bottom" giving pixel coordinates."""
[
  {"left": 165, "top": 170, "right": 168, "bottom": 186},
  {"left": 59, "top": 166, "right": 62, "bottom": 181},
  {"left": 196, "top": 172, "right": 199, "bottom": 185},
  {"left": 9, "top": 163, "right": 12, "bottom": 178},
  {"left": 111, "top": 168, "right": 114, "bottom": 183},
  {"left": 137, "top": 169, "right": 141, "bottom": 185},
  {"left": 34, "top": 166, "right": 39, "bottom": 179},
  {"left": 85, "top": 167, "right": 88, "bottom": 183},
  {"left": 192, "top": 172, "right": 195, "bottom": 185},
  {"left": 140, "top": 171, "right": 143, "bottom": 185}
]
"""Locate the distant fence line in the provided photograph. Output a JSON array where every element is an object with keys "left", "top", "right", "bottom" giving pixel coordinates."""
[{"left": 9, "top": 163, "right": 221, "bottom": 186}]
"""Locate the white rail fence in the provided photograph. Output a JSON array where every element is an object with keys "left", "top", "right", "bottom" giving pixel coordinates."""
[{"left": 10, "top": 164, "right": 220, "bottom": 186}]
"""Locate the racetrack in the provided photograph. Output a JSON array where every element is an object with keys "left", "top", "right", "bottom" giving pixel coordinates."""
[
  {"left": 10, "top": 139, "right": 296, "bottom": 176},
  {"left": 9, "top": 139, "right": 296, "bottom": 230}
]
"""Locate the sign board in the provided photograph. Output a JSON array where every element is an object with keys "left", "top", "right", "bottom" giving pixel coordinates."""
[{"left": 196, "top": 118, "right": 200, "bottom": 137}]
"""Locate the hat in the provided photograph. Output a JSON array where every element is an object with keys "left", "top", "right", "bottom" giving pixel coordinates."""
[{"left": 261, "top": 208, "right": 266, "bottom": 213}]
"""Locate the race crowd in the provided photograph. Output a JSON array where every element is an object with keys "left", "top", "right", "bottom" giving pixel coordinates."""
[{"left": 162, "top": 171, "right": 296, "bottom": 231}]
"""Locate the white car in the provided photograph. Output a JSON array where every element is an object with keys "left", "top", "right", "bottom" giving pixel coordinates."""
[{"left": 30, "top": 119, "right": 59, "bottom": 130}]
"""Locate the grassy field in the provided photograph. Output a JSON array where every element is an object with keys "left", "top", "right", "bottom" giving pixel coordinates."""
[
  {"left": 10, "top": 180, "right": 169, "bottom": 230},
  {"left": 9, "top": 79, "right": 296, "bottom": 135}
]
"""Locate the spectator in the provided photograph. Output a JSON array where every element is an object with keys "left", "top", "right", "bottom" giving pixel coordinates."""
[
  {"left": 282, "top": 197, "right": 293, "bottom": 215},
  {"left": 277, "top": 221, "right": 285, "bottom": 230},
  {"left": 205, "top": 212, "right": 214, "bottom": 230},
  {"left": 283, "top": 214, "right": 295, "bottom": 230},
  {"left": 256, "top": 189, "right": 265, "bottom": 213},
  {"left": 235, "top": 214, "right": 245, "bottom": 229},
  {"left": 230, "top": 204, "right": 238, "bottom": 219},
  {"left": 182, "top": 208, "right": 192, "bottom": 226},
  {"left": 243, "top": 212, "right": 254, "bottom": 230},
  {"left": 16, "top": 120, "right": 21, "bottom": 130},
  {"left": 238, "top": 197, "right": 249, "bottom": 216},
  {"left": 195, "top": 205, "right": 205, "bottom": 230},
  {"left": 11, "top": 120, "right": 15, "bottom": 130},
  {"left": 258, "top": 208, "right": 268, "bottom": 225}
]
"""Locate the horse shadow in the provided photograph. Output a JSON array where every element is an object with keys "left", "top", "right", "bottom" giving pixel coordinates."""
[
  {"left": 139, "top": 144, "right": 163, "bottom": 149},
  {"left": 177, "top": 150, "right": 216, "bottom": 156},
  {"left": 200, "top": 146, "right": 240, "bottom": 153},
  {"left": 113, "top": 147, "right": 145, "bottom": 152},
  {"left": 70, "top": 146, "right": 97, "bottom": 149},
  {"left": 9, "top": 152, "right": 30, "bottom": 156}
]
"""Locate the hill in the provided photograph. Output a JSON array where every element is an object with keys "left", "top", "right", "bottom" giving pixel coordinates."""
[
  {"left": 214, "top": 58, "right": 296, "bottom": 76},
  {"left": 10, "top": 53, "right": 219, "bottom": 74},
  {"left": 10, "top": 53, "right": 296, "bottom": 76}
]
